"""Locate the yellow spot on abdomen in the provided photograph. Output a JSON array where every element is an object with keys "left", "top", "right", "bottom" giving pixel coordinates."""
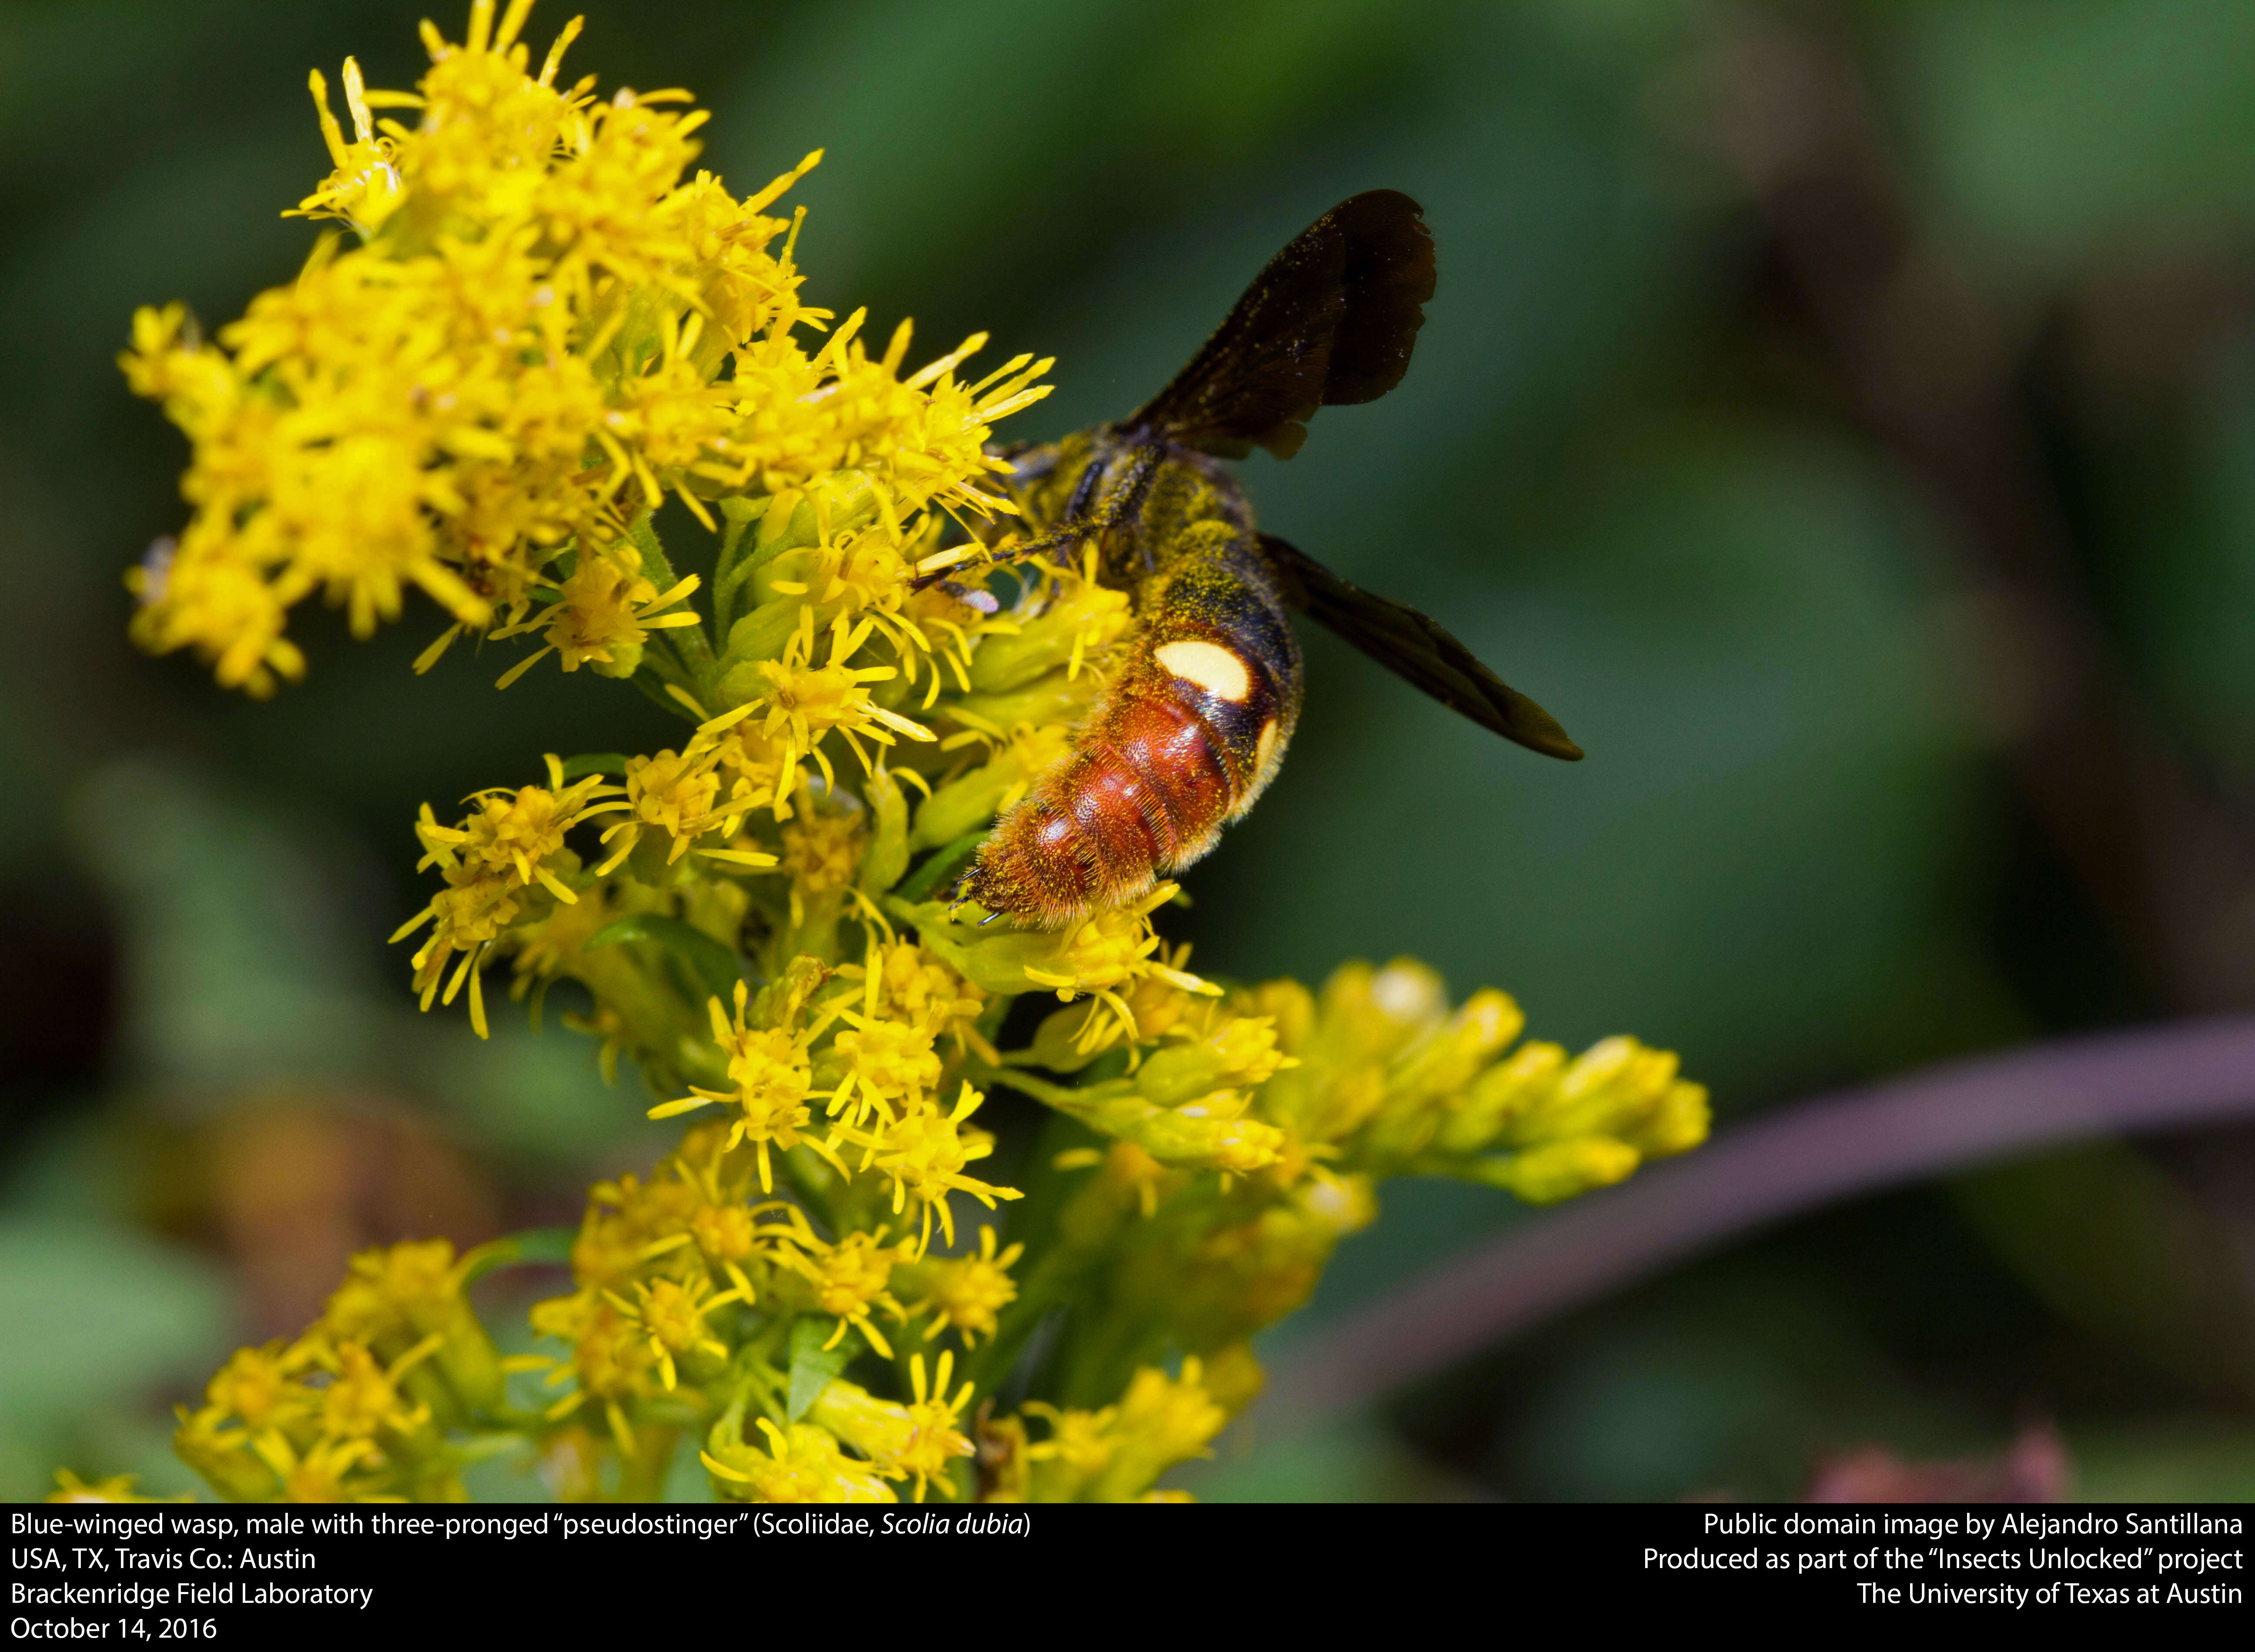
[
  {"left": 1255, "top": 717, "right": 1280, "bottom": 775},
  {"left": 1154, "top": 639, "right": 1251, "bottom": 703}
]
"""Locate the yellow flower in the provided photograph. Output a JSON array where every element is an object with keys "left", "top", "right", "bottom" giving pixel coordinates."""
[
  {"left": 174, "top": 1408, "right": 278, "bottom": 1504},
  {"left": 321, "top": 1239, "right": 459, "bottom": 1335},
  {"left": 596, "top": 749, "right": 726, "bottom": 871},
  {"left": 924, "top": 886, "right": 1218, "bottom": 1049},
  {"left": 689, "top": 1201, "right": 761, "bottom": 1269},
  {"left": 904, "top": 1225, "right": 1023, "bottom": 1345},
  {"left": 1012, "top": 1358, "right": 1227, "bottom": 1502},
  {"left": 1024, "top": 1404, "right": 1114, "bottom": 1484},
  {"left": 313, "top": 1339, "right": 436, "bottom": 1440},
  {"left": 122, "top": 510, "right": 305, "bottom": 696},
  {"left": 827, "top": 1012, "right": 942, "bottom": 1127},
  {"left": 711, "top": 612, "right": 937, "bottom": 796},
  {"left": 770, "top": 1223, "right": 910, "bottom": 1357},
  {"left": 778, "top": 805, "right": 867, "bottom": 898},
  {"left": 709, "top": 719, "right": 794, "bottom": 817},
  {"left": 835, "top": 1082, "right": 1023, "bottom": 1251},
  {"left": 390, "top": 756, "right": 625, "bottom": 1035},
  {"left": 293, "top": 54, "right": 402, "bottom": 235},
  {"left": 539, "top": 1295, "right": 665, "bottom": 1456},
  {"left": 490, "top": 554, "right": 704, "bottom": 686},
  {"left": 1084, "top": 1358, "right": 1227, "bottom": 1503},
  {"left": 703, "top": 1419, "right": 895, "bottom": 1504},
  {"left": 320, "top": 1241, "right": 503, "bottom": 1420},
  {"left": 564, "top": 1170, "right": 704, "bottom": 1291},
  {"left": 202, "top": 1343, "right": 311, "bottom": 1433},
  {"left": 603, "top": 1275, "right": 740, "bottom": 1391},
  {"left": 255, "top": 1435, "right": 386, "bottom": 1505},
  {"left": 1026, "top": 953, "right": 1206, "bottom": 1069},
  {"left": 709, "top": 316, "right": 1049, "bottom": 515},
  {"left": 840, "top": 938, "right": 987, "bottom": 1043},
  {"left": 1131, "top": 1015, "right": 1298, "bottom": 1104},
  {"left": 806, "top": 1351, "right": 974, "bottom": 1501},
  {"left": 648, "top": 981, "right": 829, "bottom": 1193}
]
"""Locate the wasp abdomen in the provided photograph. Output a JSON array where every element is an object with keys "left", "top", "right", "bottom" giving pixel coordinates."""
[{"left": 961, "top": 528, "right": 1304, "bottom": 926}]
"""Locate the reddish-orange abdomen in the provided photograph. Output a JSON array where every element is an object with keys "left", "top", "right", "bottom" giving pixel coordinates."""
[{"left": 964, "top": 682, "right": 1236, "bottom": 926}]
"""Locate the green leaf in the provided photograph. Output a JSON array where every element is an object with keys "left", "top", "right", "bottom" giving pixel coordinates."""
[
  {"left": 786, "top": 1318, "right": 850, "bottom": 1421},
  {"left": 462, "top": 1226, "right": 576, "bottom": 1284},
  {"left": 557, "top": 752, "right": 629, "bottom": 780},
  {"left": 585, "top": 914, "right": 746, "bottom": 1000},
  {"left": 896, "top": 831, "right": 989, "bottom": 903}
]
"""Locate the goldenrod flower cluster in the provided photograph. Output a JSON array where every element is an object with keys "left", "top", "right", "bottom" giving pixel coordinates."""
[
  {"left": 171, "top": 1241, "right": 504, "bottom": 1503},
  {"left": 118, "top": 0, "right": 1041, "bottom": 696},
  {"left": 75, "top": 3, "right": 1713, "bottom": 1505}
]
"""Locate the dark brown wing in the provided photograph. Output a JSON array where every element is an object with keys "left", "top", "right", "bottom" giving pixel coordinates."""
[
  {"left": 1261, "top": 534, "right": 1583, "bottom": 760},
  {"left": 1129, "top": 191, "right": 1436, "bottom": 461}
]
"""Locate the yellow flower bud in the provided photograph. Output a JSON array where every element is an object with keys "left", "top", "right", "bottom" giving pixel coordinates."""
[
  {"left": 705, "top": 1418, "right": 896, "bottom": 1503},
  {"left": 1475, "top": 1137, "right": 1642, "bottom": 1204},
  {"left": 1623, "top": 1080, "right": 1713, "bottom": 1158},
  {"left": 1433, "top": 1040, "right": 1568, "bottom": 1154},
  {"left": 965, "top": 581, "right": 1130, "bottom": 692},
  {"left": 1386, "top": 989, "right": 1526, "bottom": 1109},
  {"left": 1134, "top": 1017, "right": 1295, "bottom": 1105},
  {"left": 938, "top": 663, "right": 1111, "bottom": 734},
  {"left": 1313, "top": 958, "right": 1449, "bottom": 1068},
  {"left": 1198, "top": 1342, "right": 1267, "bottom": 1415}
]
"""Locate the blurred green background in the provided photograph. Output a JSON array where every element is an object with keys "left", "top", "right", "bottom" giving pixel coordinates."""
[{"left": 5, "top": 0, "right": 2255, "bottom": 1501}]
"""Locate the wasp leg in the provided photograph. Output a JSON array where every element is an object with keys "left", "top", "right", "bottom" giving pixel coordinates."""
[
  {"left": 910, "top": 444, "right": 1165, "bottom": 590},
  {"left": 910, "top": 522, "right": 1083, "bottom": 591},
  {"left": 943, "top": 881, "right": 1006, "bottom": 928}
]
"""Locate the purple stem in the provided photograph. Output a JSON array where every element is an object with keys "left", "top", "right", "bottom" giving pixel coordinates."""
[{"left": 1258, "top": 1017, "right": 2255, "bottom": 1433}]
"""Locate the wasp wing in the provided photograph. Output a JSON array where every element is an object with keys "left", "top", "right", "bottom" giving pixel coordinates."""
[
  {"left": 1261, "top": 534, "right": 1583, "bottom": 760},
  {"left": 1129, "top": 191, "right": 1436, "bottom": 461}
]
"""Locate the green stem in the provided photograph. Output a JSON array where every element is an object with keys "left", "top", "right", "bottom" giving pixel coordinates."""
[
  {"left": 629, "top": 660, "right": 702, "bottom": 723},
  {"left": 629, "top": 509, "right": 719, "bottom": 701},
  {"left": 712, "top": 499, "right": 767, "bottom": 639}
]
